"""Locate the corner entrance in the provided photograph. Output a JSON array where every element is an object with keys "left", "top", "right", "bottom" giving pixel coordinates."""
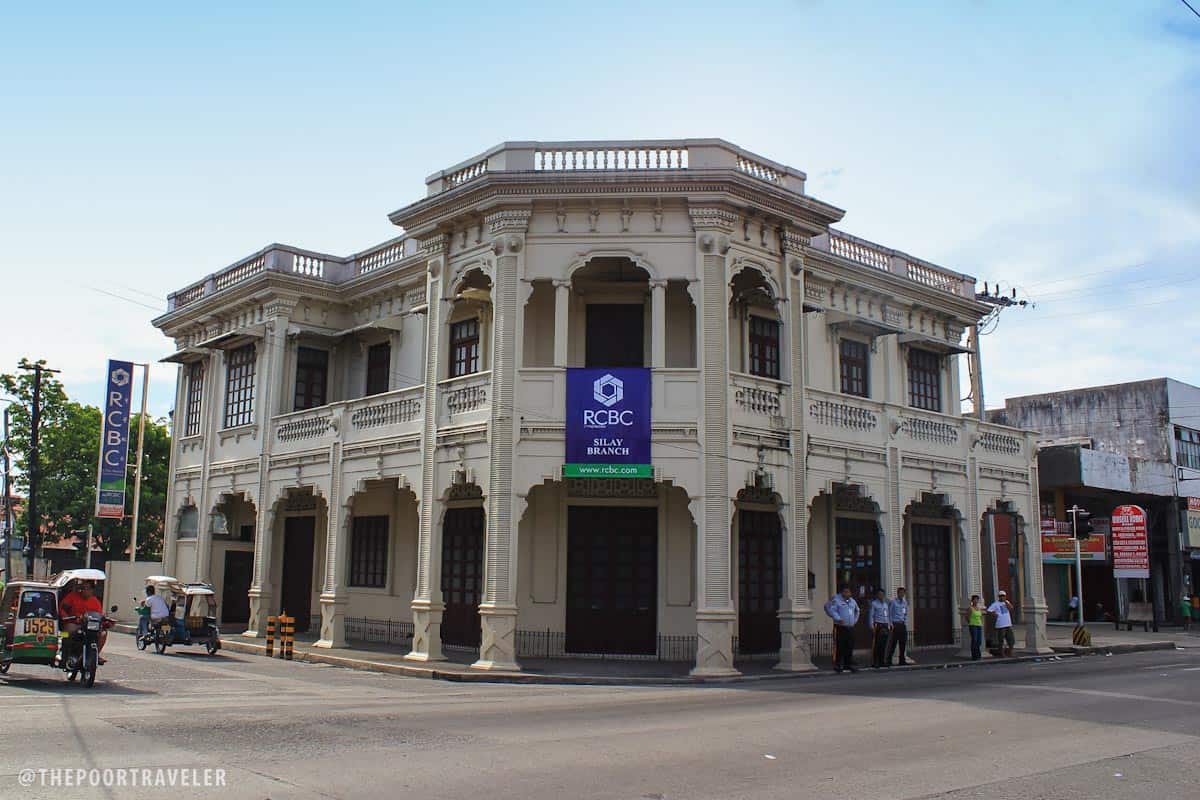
[
  {"left": 911, "top": 523, "right": 953, "bottom": 645},
  {"left": 566, "top": 506, "right": 657, "bottom": 655},
  {"left": 280, "top": 516, "right": 315, "bottom": 633},
  {"left": 441, "top": 507, "right": 485, "bottom": 648},
  {"left": 738, "top": 510, "right": 782, "bottom": 654}
]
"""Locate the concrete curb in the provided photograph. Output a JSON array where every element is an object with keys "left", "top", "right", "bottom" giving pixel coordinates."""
[{"left": 117, "top": 629, "right": 1180, "bottom": 685}]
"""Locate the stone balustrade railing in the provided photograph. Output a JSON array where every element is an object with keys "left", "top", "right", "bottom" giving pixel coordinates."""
[
  {"left": 167, "top": 237, "right": 420, "bottom": 312},
  {"left": 348, "top": 387, "right": 423, "bottom": 432},
  {"left": 275, "top": 411, "right": 334, "bottom": 444},
  {"left": 730, "top": 372, "right": 787, "bottom": 424},
  {"left": 440, "top": 372, "right": 491, "bottom": 419},
  {"left": 807, "top": 396, "right": 881, "bottom": 432},
  {"left": 811, "top": 229, "right": 975, "bottom": 299}
]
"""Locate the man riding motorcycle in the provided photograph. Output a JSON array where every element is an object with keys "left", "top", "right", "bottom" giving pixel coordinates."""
[{"left": 59, "top": 580, "right": 108, "bottom": 665}]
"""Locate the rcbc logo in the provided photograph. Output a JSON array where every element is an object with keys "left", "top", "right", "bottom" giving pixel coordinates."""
[{"left": 593, "top": 374, "right": 623, "bottom": 407}]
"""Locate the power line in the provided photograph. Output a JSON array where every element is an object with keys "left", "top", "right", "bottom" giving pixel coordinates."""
[
  {"left": 87, "top": 286, "right": 166, "bottom": 313},
  {"left": 1181, "top": 0, "right": 1200, "bottom": 21}
]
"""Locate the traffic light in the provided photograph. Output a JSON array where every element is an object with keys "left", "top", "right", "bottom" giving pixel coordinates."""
[{"left": 1075, "top": 516, "right": 1094, "bottom": 540}]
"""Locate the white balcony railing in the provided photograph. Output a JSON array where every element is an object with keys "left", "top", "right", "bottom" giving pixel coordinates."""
[
  {"left": 730, "top": 372, "right": 788, "bottom": 431},
  {"left": 345, "top": 386, "right": 423, "bottom": 443},
  {"left": 439, "top": 371, "right": 492, "bottom": 425}
]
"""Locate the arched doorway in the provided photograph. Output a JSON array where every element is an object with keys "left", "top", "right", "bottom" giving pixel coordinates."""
[
  {"left": 736, "top": 500, "right": 783, "bottom": 656},
  {"left": 905, "top": 493, "right": 958, "bottom": 647},
  {"left": 440, "top": 482, "right": 485, "bottom": 648},
  {"left": 831, "top": 483, "right": 883, "bottom": 650}
]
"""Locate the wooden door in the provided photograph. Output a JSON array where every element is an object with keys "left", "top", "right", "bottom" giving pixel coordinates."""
[
  {"left": 738, "top": 510, "right": 782, "bottom": 654},
  {"left": 835, "top": 517, "right": 881, "bottom": 649},
  {"left": 912, "top": 523, "right": 953, "bottom": 645},
  {"left": 221, "top": 550, "right": 253, "bottom": 625},
  {"left": 441, "top": 507, "right": 485, "bottom": 648},
  {"left": 566, "top": 506, "right": 657, "bottom": 655},
  {"left": 280, "top": 516, "right": 315, "bottom": 633},
  {"left": 585, "top": 304, "right": 645, "bottom": 367}
]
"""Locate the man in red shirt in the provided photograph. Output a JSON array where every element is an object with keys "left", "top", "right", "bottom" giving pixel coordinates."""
[{"left": 59, "top": 581, "right": 107, "bottom": 664}]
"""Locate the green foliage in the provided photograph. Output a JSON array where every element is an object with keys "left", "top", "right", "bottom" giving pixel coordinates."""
[{"left": 1, "top": 359, "right": 170, "bottom": 559}]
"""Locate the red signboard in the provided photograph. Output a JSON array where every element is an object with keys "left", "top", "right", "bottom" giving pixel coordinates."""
[{"left": 1111, "top": 504, "right": 1149, "bottom": 579}]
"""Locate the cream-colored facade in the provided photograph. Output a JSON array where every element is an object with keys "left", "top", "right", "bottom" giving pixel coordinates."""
[{"left": 153, "top": 140, "right": 1048, "bottom": 675}]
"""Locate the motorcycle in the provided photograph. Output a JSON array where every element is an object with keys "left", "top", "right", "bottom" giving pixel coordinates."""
[{"left": 59, "top": 609, "right": 116, "bottom": 688}]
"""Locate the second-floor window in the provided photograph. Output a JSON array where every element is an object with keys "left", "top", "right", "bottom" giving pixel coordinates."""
[
  {"left": 449, "top": 319, "right": 480, "bottom": 378},
  {"left": 748, "top": 316, "right": 780, "bottom": 379},
  {"left": 365, "top": 342, "right": 391, "bottom": 396},
  {"left": 839, "top": 339, "right": 869, "bottom": 398},
  {"left": 907, "top": 348, "right": 942, "bottom": 412},
  {"left": 184, "top": 361, "right": 204, "bottom": 437},
  {"left": 1177, "top": 426, "right": 1200, "bottom": 471},
  {"left": 294, "top": 347, "right": 328, "bottom": 411},
  {"left": 223, "top": 345, "right": 256, "bottom": 428}
]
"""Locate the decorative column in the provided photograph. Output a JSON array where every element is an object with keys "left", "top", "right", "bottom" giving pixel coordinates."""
[
  {"left": 688, "top": 206, "right": 739, "bottom": 677},
  {"left": 778, "top": 234, "right": 816, "bottom": 671},
  {"left": 650, "top": 279, "right": 667, "bottom": 369},
  {"left": 474, "top": 208, "right": 531, "bottom": 672},
  {"left": 407, "top": 235, "right": 449, "bottom": 663},
  {"left": 247, "top": 303, "right": 292, "bottom": 637},
  {"left": 959, "top": 455, "right": 984, "bottom": 658},
  {"left": 553, "top": 279, "right": 570, "bottom": 368},
  {"left": 1022, "top": 435, "right": 1052, "bottom": 652},
  {"left": 316, "top": 433, "right": 348, "bottom": 648}
]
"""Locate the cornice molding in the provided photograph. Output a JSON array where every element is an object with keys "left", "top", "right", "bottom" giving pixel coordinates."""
[{"left": 688, "top": 206, "right": 739, "bottom": 233}]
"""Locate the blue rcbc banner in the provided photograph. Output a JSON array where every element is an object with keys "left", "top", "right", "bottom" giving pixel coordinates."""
[
  {"left": 564, "top": 368, "right": 652, "bottom": 478},
  {"left": 96, "top": 359, "right": 134, "bottom": 518}
]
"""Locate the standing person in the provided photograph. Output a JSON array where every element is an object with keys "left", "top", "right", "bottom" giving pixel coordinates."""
[
  {"left": 1067, "top": 594, "right": 1080, "bottom": 623},
  {"left": 824, "top": 584, "right": 861, "bottom": 673},
  {"left": 1181, "top": 593, "right": 1192, "bottom": 632},
  {"left": 886, "top": 587, "right": 910, "bottom": 666},
  {"left": 868, "top": 588, "right": 891, "bottom": 668},
  {"left": 962, "top": 595, "right": 985, "bottom": 660},
  {"left": 987, "top": 590, "right": 1015, "bottom": 658}
]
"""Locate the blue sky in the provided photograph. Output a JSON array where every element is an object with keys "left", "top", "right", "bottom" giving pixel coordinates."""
[{"left": 1, "top": 1, "right": 1197, "bottom": 419}]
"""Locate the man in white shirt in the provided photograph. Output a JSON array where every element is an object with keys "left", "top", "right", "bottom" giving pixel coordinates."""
[
  {"left": 824, "top": 585, "right": 861, "bottom": 673},
  {"left": 139, "top": 586, "right": 171, "bottom": 641},
  {"left": 987, "top": 590, "right": 1015, "bottom": 657}
]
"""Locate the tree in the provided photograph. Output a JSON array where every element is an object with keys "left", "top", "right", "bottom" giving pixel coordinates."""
[{"left": 0, "top": 360, "right": 170, "bottom": 560}]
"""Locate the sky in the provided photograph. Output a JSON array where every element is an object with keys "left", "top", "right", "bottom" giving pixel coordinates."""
[{"left": 1, "top": 1, "right": 1197, "bottom": 421}]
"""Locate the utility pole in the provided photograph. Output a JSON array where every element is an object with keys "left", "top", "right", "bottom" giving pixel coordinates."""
[
  {"left": 2, "top": 404, "right": 13, "bottom": 581},
  {"left": 19, "top": 362, "right": 59, "bottom": 578},
  {"left": 1067, "top": 505, "right": 1091, "bottom": 629},
  {"left": 128, "top": 363, "right": 150, "bottom": 565},
  {"left": 969, "top": 284, "right": 1029, "bottom": 420}
]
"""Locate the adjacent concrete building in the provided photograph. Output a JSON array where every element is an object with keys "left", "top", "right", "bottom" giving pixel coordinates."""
[
  {"left": 152, "top": 139, "right": 1045, "bottom": 674},
  {"left": 992, "top": 378, "right": 1200, "bottom": 624}
]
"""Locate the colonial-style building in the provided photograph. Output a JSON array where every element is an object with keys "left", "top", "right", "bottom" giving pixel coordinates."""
[{"left": 153, "top": 139, "right": 1047, "bottom": 674}]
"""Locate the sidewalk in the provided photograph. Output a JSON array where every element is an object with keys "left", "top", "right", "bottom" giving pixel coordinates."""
[{"left": 108, "top": 622, "right": 1187, "bottom": 686}]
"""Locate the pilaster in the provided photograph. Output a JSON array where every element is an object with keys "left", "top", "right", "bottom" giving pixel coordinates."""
[
  {"left": 688, "top": 206, "right": 739, "bottom": 678},
  {"left": 474, "top": 208, "right": 530, "bottom": 672},
  {"left": 408, "top": 233, "right": 450, "bottom": 663},
  {"left": 553, "top": 279, "right": 570, "bottom": 368},
  {"left": 316, "top": 437, "right": 348, "bottom": 649},
  {"left": 650, "top": 278, "right": 667, "bottom": 369},
  {"left": 778, "top": 240, "right": 816, "bottom": 671},
  {"left": 1022, "top": 448, "right": 1051, "bottom": 653}
]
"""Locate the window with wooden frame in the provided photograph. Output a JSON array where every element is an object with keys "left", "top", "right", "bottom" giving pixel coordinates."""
[
  {"left": 365, "top": 342, "right": 391, "bottom": 396},
  {"left": 449, "top": 318, "right": 480, "bottom": 378},
  {"left": 747, "top": 315, "right": 780, "bottom": 379},
  {"left": 293, "top": 347, "right": 328, "bottom": 411},
  {"left": 1177, "top": 426, "right": 1200, "bottom": 471},
  {"left": 222, "top": 345, "right": 256, "bottom": 428},
  {"left": 907, "top": 348, "right": 942, "bottom": 412},
  {"left": 349, "top": 515, "right": 389, "bottom": 588},
  {"left": 839, "top": 338, "right": 869, "bottom": 398},
  {"left": 184, "top": 360, "right": 204, "bottom": 437}
]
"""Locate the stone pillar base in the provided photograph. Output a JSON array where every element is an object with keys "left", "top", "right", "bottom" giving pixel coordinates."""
[
  {"left": 472, "top": 604, "right": 520, "bottom": 672},
  {"left": 244, "top": 587, "right": 272, "bottom": 638},
  {"left": 315, "top": 593, "right": 348, "bottom": 649},
  {"left": 775, "top": 610, "right": 817, "bottom": 672},
  {"left": 405, "top": 601, "right": 446, "bottom": 662},
  {"left": 692, "top": 610, "right": 740, "bottom": 678},
  {"left": 1022, "top": 603, "right": 1053, "bottom": 654}
]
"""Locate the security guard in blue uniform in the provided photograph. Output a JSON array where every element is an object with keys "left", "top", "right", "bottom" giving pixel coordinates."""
[{"left": 824, "top": 584, "right": 861, "bottom": 673}]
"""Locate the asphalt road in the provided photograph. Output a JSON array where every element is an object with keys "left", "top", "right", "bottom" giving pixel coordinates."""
[{"left": 1, "top": 634, "right": 1198, "bottom": 800}]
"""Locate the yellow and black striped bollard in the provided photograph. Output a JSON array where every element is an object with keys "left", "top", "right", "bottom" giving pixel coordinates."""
[
  {"left": 265, "top": 615, "right": 276, "bottom": 658},
  {"left": 280, "top": 613, "right": 295, "bottom": 661}
]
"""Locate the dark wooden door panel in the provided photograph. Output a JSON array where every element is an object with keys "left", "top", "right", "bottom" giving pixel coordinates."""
[
  {"left": 835, "top": 517, "right": 881, "bottom": 649},
  {"left": 566, "top": 506, "right": 657, "bottom": 654},
  {"left": 441, "top": 507, "right": 485, "bottom": 648},
  {"left": 221, "top": 550, "right": 253, "bottom": 625},
  {"left": 738, "top": 510, "right": 781, "bottom": 654},
  {"left": 281, "top": 516, "right": 315, "bottom": 633},
  {"left": 912, "top": 524, "right": 953, "bottom": 646}
]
